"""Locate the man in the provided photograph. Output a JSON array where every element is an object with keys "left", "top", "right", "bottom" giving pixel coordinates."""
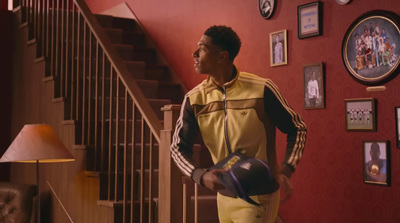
[
  {"left": 170, "top": 25, "right": 306, "bottom": 223},
  {"left": 307, "top": 71, "right": 319, "bottom": 107}
]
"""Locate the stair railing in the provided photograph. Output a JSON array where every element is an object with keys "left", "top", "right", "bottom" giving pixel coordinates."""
[{"left": 13, "top": 0, "right": 177, "bottom": 222}]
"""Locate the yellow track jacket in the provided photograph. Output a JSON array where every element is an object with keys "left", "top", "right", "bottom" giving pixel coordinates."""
[{"left": 170, "top": 67, "right": 307, "bottom": 185}]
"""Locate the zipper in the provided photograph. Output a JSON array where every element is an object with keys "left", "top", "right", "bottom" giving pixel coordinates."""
[{"left": 223, "top": 86, "right": 232, "bottom": 154}]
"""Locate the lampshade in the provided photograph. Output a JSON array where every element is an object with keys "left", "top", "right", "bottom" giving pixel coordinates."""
[{"left": 0, "top": 124, "right": 75, "bottom": 163}]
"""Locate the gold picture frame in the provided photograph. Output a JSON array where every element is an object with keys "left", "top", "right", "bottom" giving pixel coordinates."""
[{"left": 270, "top": 29, "right": 287, "bottom": 67}]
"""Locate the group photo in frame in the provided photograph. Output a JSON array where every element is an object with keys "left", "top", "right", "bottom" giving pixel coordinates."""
[
  {"left": 297, "top": 1, "right": 323, "bottom": 39},
  {"left": 303, "top": 62, "right": 325, "bottom": 109},
  {"left": 363, "top": 140, "right": 390, "bottom": 186},
  {"left": 395, "top": 106, "right": 400, "bottom": 148},
  {"left": 342, "top": 10, "right": 400, "bottom": 85},
  {"left": 258, "top": 0, "right": 276, "bottom": 20},
  {"left": 345, "top": 98, "right": 376, "bottom": 131},
  {"left": 270, "top": 29, "right": 287, "bottom": 67}
]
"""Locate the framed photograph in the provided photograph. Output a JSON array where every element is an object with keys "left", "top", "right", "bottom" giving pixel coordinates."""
[
  {"left": 297, "top": 1, "right": 323, "bottom": 39},
  {"left": 342, "top": 10, "right": 400, "bottom": 86},
  {"left": 363, "top": 140, "right": 390, "bottom": 186},
  {"left": 395, "top": 106, "right": 400, "bottom": 148},
  {"left": 345, "top": 98, "right": 376, "bottom": 131},
  {"left": 259, "top": 0, "right": 276, "bottom": 20},
  {"left": 270, "top": 29, "right": 287, "bottom": 67},
  {"left": 303, "top": 62, "right": 325, "bottom": 109}
]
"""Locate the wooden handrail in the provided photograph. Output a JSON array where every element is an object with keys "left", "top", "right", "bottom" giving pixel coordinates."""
[{"left": 73, "top": 0, "right": 162, "bottom": 142}]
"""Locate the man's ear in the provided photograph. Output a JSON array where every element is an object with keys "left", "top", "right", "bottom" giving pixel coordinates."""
[{"left": 218, "top": 51, "right": 229, "bottom": 63}]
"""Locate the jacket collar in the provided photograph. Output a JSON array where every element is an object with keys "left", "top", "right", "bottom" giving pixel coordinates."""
[{"left": 204, "top": 66, "right": 239, "bottom": 94}]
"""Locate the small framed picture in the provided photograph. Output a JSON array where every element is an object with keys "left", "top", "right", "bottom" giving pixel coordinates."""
[
  {"left": 303, "top": 62, "right": 325, "bottom": 109},
  {"left": 258, "top": 0, "right": 276, "bottom": 20},
  {"left": 363, "top": 140, "right": 390, "bottom": 186},
  {"left": 395, "top": 106, "right": 400, "bottom": 148},
  {"left": 345, "top": 98, "right": 376, "bottom": 131},
  {"left": 297, "top": 1, "right": 323, "bottom": 39},
  {"left": 270, "top": 29, "right": 287, "bottom": 67}
]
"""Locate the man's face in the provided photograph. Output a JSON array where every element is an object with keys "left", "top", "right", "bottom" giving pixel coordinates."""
[
  {"left": 370, "top": 148, "right": 380, "bottom": 161},
  {"left": 192, "top": 35, "right": 223, "bottom": 74}
]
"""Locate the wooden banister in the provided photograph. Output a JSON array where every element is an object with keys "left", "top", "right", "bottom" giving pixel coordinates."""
[
  {"left": 73, "top": 0, "right": 162, "bottom": 141},
  {"left": 159, "top": 104, "right": 184, "bottom": 223},
  {"left": 14, "top": 0, "right": 195, "bottom": 221}
]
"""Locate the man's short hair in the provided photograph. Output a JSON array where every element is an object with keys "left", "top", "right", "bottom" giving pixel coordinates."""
[{"left": 204, "top": 25, "right": 241, "bottom": 61}]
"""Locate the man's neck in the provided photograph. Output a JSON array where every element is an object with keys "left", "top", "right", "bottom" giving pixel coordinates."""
[{"left": 210, "top": 64, "right": 236, "bottom": 88}]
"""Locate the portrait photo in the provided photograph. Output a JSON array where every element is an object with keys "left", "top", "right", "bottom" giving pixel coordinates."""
[
  {"left": 342, "top": 10, "right": 400, "bottom": 85},
  {"left": 259, "top": 0, "right": 276, "bottom": 20},
  {"left": 270, "top": 30, "right": 287, "bottom": 67},
  {"left": 363, "top": 140, "right": 390, "bottom": 186},
  {"left": 303, "top": 63, "right": 324, "bottom": 109},
  {"left": 345, "top": 98, "right": 376, "bottom": 131}
]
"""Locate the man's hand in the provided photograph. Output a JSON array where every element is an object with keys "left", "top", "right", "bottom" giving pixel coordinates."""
[
  {"left": 276, "top": 174, "right": 292, "bottom": 201},
  {"left": 201, "top": 169, "right": 227, "bottom": 191}
]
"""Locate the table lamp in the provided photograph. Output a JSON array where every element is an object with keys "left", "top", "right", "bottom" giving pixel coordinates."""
[{"left": 0, "top": 124, "right": 75, "bottom": 223}]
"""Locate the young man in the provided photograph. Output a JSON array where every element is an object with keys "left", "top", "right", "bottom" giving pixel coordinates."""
[
  {"left": 307, "top": 71, "right": 319, "bottom": 107},
  {"left": 170, "top": 25, "right": 307, "bottom": 223}
]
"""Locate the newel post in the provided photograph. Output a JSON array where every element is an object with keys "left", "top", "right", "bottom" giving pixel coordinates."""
[{"left": 159, "top": 104, "right": 183, "bottom": 223}]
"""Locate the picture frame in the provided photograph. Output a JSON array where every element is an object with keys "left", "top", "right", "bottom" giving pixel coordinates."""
[
  {"left": 395, "top": 106, "right": 400, "bottom": 148},
  {"left": 363, "top": 140, "right": 390, "bottom": 186},
  {"left": 297, "top": 1, "right": 323, "bottom": 39},
  {"left": 345, "top": 98, "right": 376, "bottom": 131},
  {"left": 342, "top": 10, "right": 400, "bottom": 86},
  {"left": 270, "top": 29, "right": 287, "bottom": 67},
  {"left": 303, "top": 62, "right": 325, "bottom": 109},
  {"left": 258, "top": 0, "right": 276, "bottom": 20}
]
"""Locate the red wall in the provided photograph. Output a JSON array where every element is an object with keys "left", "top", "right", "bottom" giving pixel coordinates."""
[
  {"left": 0, "top": 0, "right": 8, "bottom": 10},
  {"left": 85, "top": 0, "right": 400, "bottom": 222}
]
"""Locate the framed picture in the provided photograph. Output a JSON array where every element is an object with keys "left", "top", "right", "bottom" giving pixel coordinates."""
[
  {"left": 259, "top": 0, "right": 276, "bottom": 20},
  {"left": 363, "top": 140, "right": 390, "bottom": 186},
  {"left": 270, "top": 29, "right": 287, "bottom": 67},
  {"left": 395, "top": 106, "right": 400, "bottom": 148},
  {"left": 303, "top": 62, "right": 325, "bottom": 109},
  {"left": 342, "top": 10, "right": 400, "bottom": 86},
  {"left": 297, "top": 1, "right": 323, "bottom": 39},
  {"left": 345, "top": 98, "right": 376, "bottom": 131}
]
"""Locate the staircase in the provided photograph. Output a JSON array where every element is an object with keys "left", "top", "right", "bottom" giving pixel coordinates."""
[
  {"left": 87, "top": 14, "right": 181, "bottom": 222},
  {"left": 11, "top": 0, "right": 219, "bottom": 222}
]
